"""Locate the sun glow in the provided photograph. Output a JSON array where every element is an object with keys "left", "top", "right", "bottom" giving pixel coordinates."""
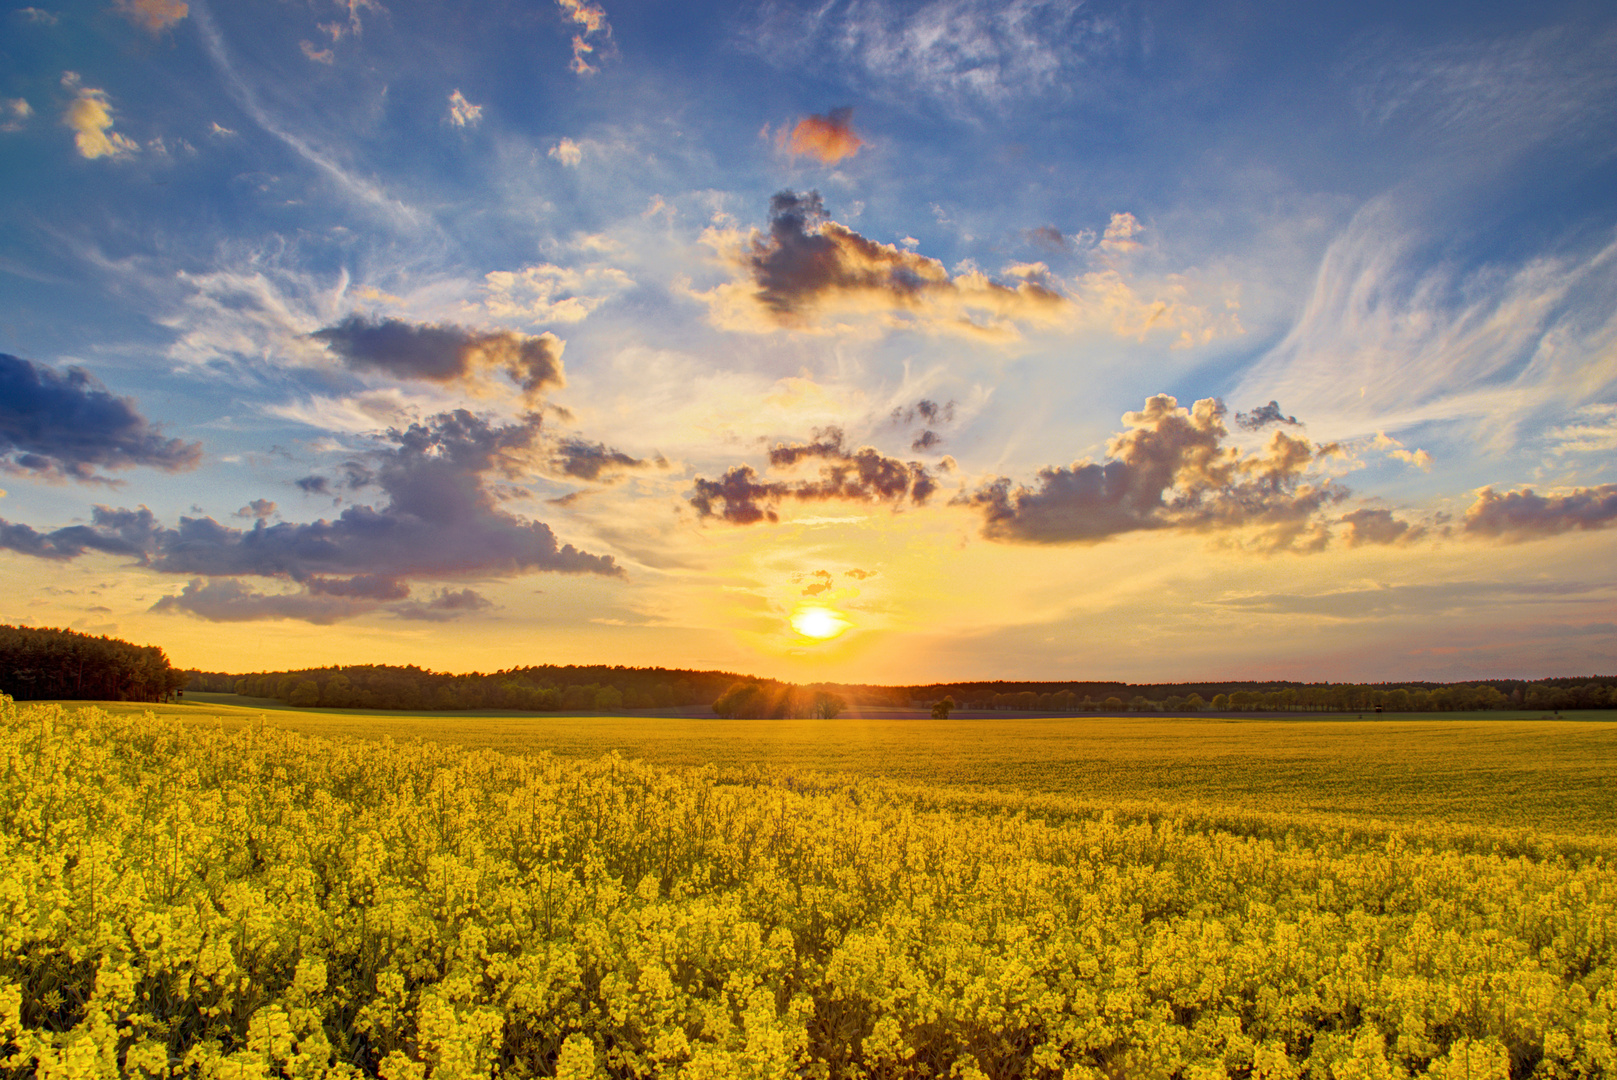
[{"left": 791, "top": 606, "right": 851, "bottom": 640}]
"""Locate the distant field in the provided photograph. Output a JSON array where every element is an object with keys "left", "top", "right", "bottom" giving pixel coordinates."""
[{"left": 74, "top": 693, "right": 1617, "bottom": 836}]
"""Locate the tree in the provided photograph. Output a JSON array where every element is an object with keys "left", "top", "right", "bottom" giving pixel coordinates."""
[
  {"left": 289, "top": 680, "right": 320, "bottom": 707},
  {"left": 812, "top": 691, "right": 846, "bottom": 719},
  {"left": 931, "top": 696, "right": 955, "bottom": 720},
  {"left": 713, "top": 682, "right": 761, "bottom": 718},
  {"left": 1211, "top": 694, "right": 1229, "bottom": 711}
]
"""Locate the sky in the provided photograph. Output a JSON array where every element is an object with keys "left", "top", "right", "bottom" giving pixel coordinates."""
[{"left": 1, "top": 0, "right": 1615, "bottom": 685}]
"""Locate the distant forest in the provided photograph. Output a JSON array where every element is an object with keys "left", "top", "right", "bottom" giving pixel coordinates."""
[
  {"left": 185, "top": 663, "right": 1617, "bottom": 714},
  {"left": 0, "top": 624, "right": 188, "bottom": 702}
]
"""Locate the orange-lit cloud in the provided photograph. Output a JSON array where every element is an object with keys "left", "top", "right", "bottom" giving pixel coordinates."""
[
  {"left": 780, "top": 107, "right": 863, "bottom": 164},
  {"left": 446, "top": 90, "right": 483, "bottom": 127},
  {"left": 1464, "top": 484, "right": 1617, "bottom": 541},
  {"left": 700, "top": 190, "right": 1065, "bottom": 338},
  {"left": 61, "top": 79, "right": 138, "bottom": 160},
  {"left": 114, "top": 0, "right": 187, "bottom": 33},
  {"left": 557, "top": 0, "right": 611, "bottom": 74},
  {"left": 963, "top": 394, "right": 1347, "bottom": 552}
]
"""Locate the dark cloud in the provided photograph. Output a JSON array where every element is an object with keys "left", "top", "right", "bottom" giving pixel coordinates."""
[
  {"left": 548, "top": 437, "right": 648, "bottom": 481},
  {"left": 3, "top": 410, "right": 621, "bottom": 623},
  {"left": 306, "top": 574, "right": 411, "bottom": 600},
  {"left": 234, "top": 499, "right": 277, "bottom": 520},
  {"left": 390, "top": 588, "right": 495, "bottom": 622},
  {"left": 960, "top": 395, "right": 1345, "bottom": 552},
  {"left": 295, "top": 475, "right": 331, "bottom": 495},
  {"left": 891, "top": 399, "right": 956, "bottom": 427},
  {"left": 0, "top": 505, "right": 162, "bottom": 560},
  {"left": 0, "top": 353, "right": 201, "bottom": 483},
  {"left": 1235, "top": 400, "right": 1301, "bottom": 431},
  {"left": 311, "top": 316, "right": 565, "bottom": 403},
  {"left": 150, "top": 579, "right": 373, "bottom": 625},
  {"left": 1341, "top": 508, "right": 1426, "bottom": 547},
  {"left": 911, "top": 430, "right": 941, "bottom": 452},
  {"left": 1464, "top": 484, "right": 1617, "bottom": 541},
  {"left": 737, "top": 191, "right": 1064, "bottom": 331},
  {"left": 1027, "top": 225, "right": 1068, "bottom": 250},
  {"left": 691, "top": 429, "right": 936, "bottom": 525}
]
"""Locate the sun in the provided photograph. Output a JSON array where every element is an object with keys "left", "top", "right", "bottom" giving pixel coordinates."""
[{"left": 791, "top": 606, "right": 851, "bottom": 640}]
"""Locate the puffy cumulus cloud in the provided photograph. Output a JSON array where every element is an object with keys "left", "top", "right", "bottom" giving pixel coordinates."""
[
  {"left": 1340, "top": 508, "right": 1427, "bottom": 547},
  {"left": 548, "top": 137, "right": 582, "bottom": 166},
  {"left": 701, "top": 191, "right": 1066, "bottom": 338},
  {"left": 311, "top": 316, "right": 565, "bottom": 403},
  {"left": 1, "top": 98, "right": 32, "bottom": 133},
  {"left": 1464, "top": 484, "right": 1617, "bottom": 542},
  {"left": 780, "top": 107, "right": 863, "bottom": 164},
  {"left": 0, "top": 505, "right": 163, "bottom": 561},
  {"left": 1236, "top": 400, "right": 1300, "bottom": 431},
  {"left": 114, "top": 0, "right": 187, "bottom": 33},
  {"left": 61, "top": 80, "right": 138, "bottom": 160},
  {"left": 479, "top": 263, "right": 631, "bottom": 324},
  {"left": 1100, "top": 211, "right": 1143, "bottom": 253},
  {"left": 0, "top": 354, "right": 201, "bottom": 483},
  {"left": 961, "top": 395, "right": 1347, "bottom": 553},
  {"left": 446, "top": 89, "right": 483, "bottom": 127},
  {"left": 1370, "top": 431, "right": 1433, "bottom": 470},
  {"left": 2, "top": 411, "right": 621, "bottom": 624},
  {"left": 556, "top": 0, "right": 611, "bottom": 74},
  {"left": 234, "top": 499, "right": 277, "bottom": 520},
  {"left": 690, "top": 426, "right": 936, "bottom": 525}
]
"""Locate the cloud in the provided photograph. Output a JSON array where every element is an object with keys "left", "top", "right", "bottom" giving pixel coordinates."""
[
  {"left": 479, "top": 263, "right": 631, "bottom": 324},
  {"left": 744, "top": 0, "right": 1122, "bottom": 110},
  {"left": 3, "top": 411, "right": 622, "bottom": 623},
  {"left": 311, "top": 316, "right": 566, "bottom": 403},
  {"left": 1369, "top": 431, "right": 1433, "bottom": 470},
  {"left": 845, "top": 568, "right": 875, "bottom": 580},
  {"left": 557, "top": 0, "right": 612, "bottom": 74},
  {"left": 447, "top": 89, "right": 483, "bottom": 127},
  {"left": 1027, "top": 225, "right": 1068, "bottom": 250},
  {"left": 1464, "top": 484, "right": 1617, "bottom": 542},
  {"left": 1235, "top": 400, "right": 1300, "bottom": 431},
  {"left": 114, "top": 0, "right": 187, "bottom": 33},
  {"left": 960, "top": 394, "right": 1346, "bottom": 552},
  {"left": 17, "top": 8, "right": 59, "bottom": 25},
  {"left": 780, "top": 107, "right": 863, "bottom": 164},
  {"left": 546, "top": 437, "right": 653, "bottom": 482},
  {"left": 0, "top": 505, "right": 163, "bottom": 561},
  {"left": 690, "top": 426, "right": 936, "bottom": 525},
  {"left": 701, "top": 190, "right": 1065, "bottom": 337},
  {"left": 151, "top": 578, "right": 372, "bottom": 624},
  {"left": 389, "top": 587, "right": 494, "bottom": 621},
  {"left": 1547, "top": 403, "right": 1617, "bottom": 454},
  {"left": 548, "top": 137, "right": 582, "bottom": 166},
  {"left": 0, "top": 354, "right": 202, "bottom": 482},
  {"left": 1100, "top": 212, "right": 1143, "bottom": 253},
  {"left": 1, "top": 99, "right": 32, "bottom": 133},
  {"left": 234, "top": 499, "right": 277, "bottom": 520},
  {"left": 61, "top": 80, "right": 138, "bottom": 159},
  {"left": 300, "top": 40, "right": 335, "bottom": 64},
  {"left": 1340, "top": 508, "right": 1426, "bottom": 547}
]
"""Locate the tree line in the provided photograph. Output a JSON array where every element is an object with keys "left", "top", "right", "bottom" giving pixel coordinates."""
[
  {"left": 186, "top": 663, "right": 809, "bottom": 714},
  {"left": 914, "top": 677, "right": 1617, "bottom": 713},
  {"left": 0, "top": 624, "right": 188, "bottom": 703}
]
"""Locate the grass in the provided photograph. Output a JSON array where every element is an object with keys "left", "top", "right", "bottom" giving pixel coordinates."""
[{"left": 61, "top": 693, "right": 1617, "bottom": 837}]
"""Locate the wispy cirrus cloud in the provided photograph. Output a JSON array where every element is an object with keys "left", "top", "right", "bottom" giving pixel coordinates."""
[{"left": 743, "top": 0, "right": 1123, "bottom": 111}]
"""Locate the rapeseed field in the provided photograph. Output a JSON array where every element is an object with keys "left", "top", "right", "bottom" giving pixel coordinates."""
[{"left": 2, "top": 697, "right": 1614, "bottom": 1078}]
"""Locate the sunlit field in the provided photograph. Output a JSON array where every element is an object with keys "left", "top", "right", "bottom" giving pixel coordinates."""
[
  {"left": 4, "top": 697, "right": 1615, "bottom": 1078},
  {"left": 111, "top": 693, "right": 1617, "bottom": 836}
]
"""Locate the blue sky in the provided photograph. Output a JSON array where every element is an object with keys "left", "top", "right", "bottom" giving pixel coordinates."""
[{"left": 1, "top": 0, "right": 1614, "bottom": 683}]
